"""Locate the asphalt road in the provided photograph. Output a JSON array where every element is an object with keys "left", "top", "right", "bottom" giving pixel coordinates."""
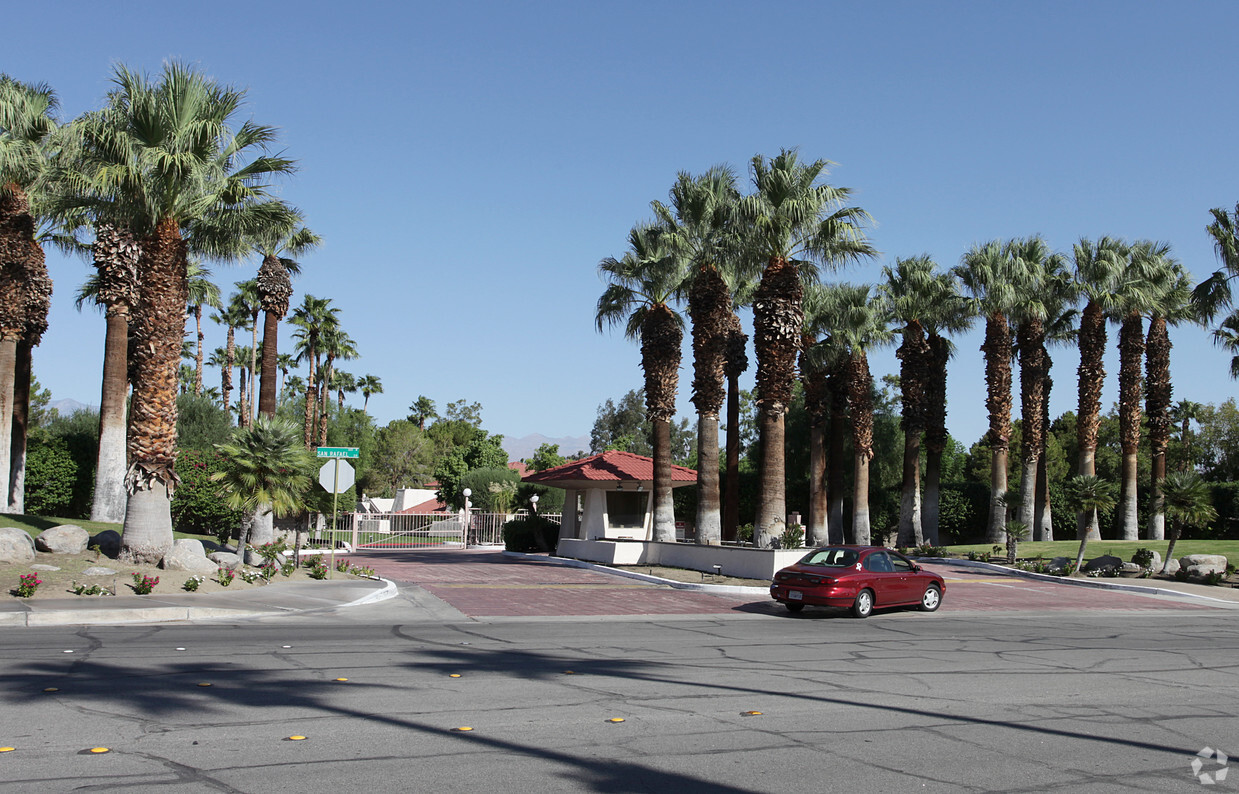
[{"left": 0, "top": 596, "right": 1236, "bottom": 792}]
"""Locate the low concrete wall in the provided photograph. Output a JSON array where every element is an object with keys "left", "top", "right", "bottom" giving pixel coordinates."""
[{"left": 556, "top": 539, "right": 805, "bottom": 580}]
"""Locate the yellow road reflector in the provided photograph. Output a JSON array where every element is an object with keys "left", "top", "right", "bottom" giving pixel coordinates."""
[
  {"left": 448, "top": 674, "right": 461, "bottom": 678},
  {"left": 89, "top": 747, "right": 110, "bottom": 754},
  {"left": 452, "top": 726, "right": 473, "bottom": 732},
  {"left": 607, "top": 718, "right": 625, "bottom": 723},
  {"left": 0, "top": 747, "right": 14, "bottom": 753},
  {"left": 197, "top": 683, "right": 212, "bottom": 687},
  {"left": 287, "top": 735, "right": 307, "bottom": 741},
  {"left": 334, "top": 678, "right": 349, "bottom": 682},
  {"left": 741, "top": 711, "right": 763, "bottom": 716},
  {"left": 43, "top": 687, "right": 58, "bottom": 692}
]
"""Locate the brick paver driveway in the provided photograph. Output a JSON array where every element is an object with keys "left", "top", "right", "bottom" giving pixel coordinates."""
[{"left": 355, "top": 549, "right": 1216, "bottom": 618}]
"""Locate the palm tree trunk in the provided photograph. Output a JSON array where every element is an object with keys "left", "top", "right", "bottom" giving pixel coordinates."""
[
  {"left": 8, "top": 340, "right": 31, "bottom": 512},
  {"left": 1076, "top": 300, "right": 1105, "bottom": 540},
  {"left": 317, "top": 354, "right": 334, "bottom": 447},
  {"left": 258, "top": 310, "right": 279, "bottom": 418},
  {"left": 223, "top": 326, "right": 235, "bottom": 420},
  {"left": 922, "top": 333, "right": 950, "bottom": 546},
  {"left": 1036, "top": 376, "right": 1053, "bottom": 541},
  {"left": 1145, "top": 315, "right": 1171, "bottom": 541},
  {"left": 652, "top": 417, "right": 676, "bottom": 542},
  {"left": 695, "top": 414, "right": 721, "bottom": 544},
  {"left": 853, "top": 451, "right": 871, "bottom": 545},
  {"left": 249, "top": 316, "right": 259, "bottom": 424},
  {"left": 827, "top": 364, "right": 848, "bottom": 543},
  {"left": 303, "top": 348, "right": 317, "bottom": 449},
  {"left": 897, "top": 430, "right": 923, "bottom": 547},
  {"left": 0, "top": 336, "right": 17, "bottom": 512},
  {"left": 755, "top": 408, "right": 785, "bottom": 547},
  {"left": 1161, "top": 520, "right": 1182, "bottom": 574},
  {"left": 807, "top": 422, "right": 828, "bottom": 546},
  {"left": 92, "top": 308, "right": 129, "bottom": 523},
  {"left": 723, "top": 357, "right": 742, "bottom": 543},
  {"left": 848, "top": 351, "right": 875, "bottom": 545},
  {"left": 753, "top": 256, "right": 801, "bottom": 547},
  {"left": 923, "top": 445, "right": 942, "bottom": 546},
  {"left": 194, "top": 306, "right": 204, "bottom": 396},
  {"left": 982, "top": 313, "right": 1012, "bottom": 544},
  {"left": 1118, "top": 312, "right": 1144, "bottom": 540}
]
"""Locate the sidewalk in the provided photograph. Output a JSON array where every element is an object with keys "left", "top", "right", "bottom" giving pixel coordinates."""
[{"left": 0, "top": 577, "right": 397, "bottom": 627}]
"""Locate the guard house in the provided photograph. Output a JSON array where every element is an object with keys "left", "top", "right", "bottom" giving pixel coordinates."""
[{"left": 522, "top": 450, "right": 696, "bottom": 541}]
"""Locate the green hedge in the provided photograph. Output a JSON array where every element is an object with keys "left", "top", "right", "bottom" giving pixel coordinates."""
[
  {"left": 171, "top": 449, "right": 245, "bottom": 543},
  {"left": 502, "top": 515, "right": 561, "bottom": 553}
]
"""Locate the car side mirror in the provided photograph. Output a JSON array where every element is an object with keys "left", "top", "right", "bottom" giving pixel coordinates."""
[{"left": 913, "top": 565, "right": 922, "bottom": 572}]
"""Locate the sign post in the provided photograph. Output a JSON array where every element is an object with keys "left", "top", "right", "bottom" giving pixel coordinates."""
[{"left": 317, "top": 448, "right": 359, "bottom": 577}]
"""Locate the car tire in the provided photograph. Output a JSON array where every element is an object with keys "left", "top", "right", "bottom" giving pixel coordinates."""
[
  {"left": 851, "top": 589, "right": 874, "bottom": 619},
  {"left": 919, "top": 584, "right": 942, "bottom": 612},
  {"left": 785, "top": 602, "right": 805, "bottom": 613}
]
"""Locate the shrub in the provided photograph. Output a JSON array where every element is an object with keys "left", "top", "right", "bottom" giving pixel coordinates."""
[
  {"left": 502, "top": 515, "right": 561, "bottom": 553},
  {"left": 779, "top": 524, "right": 805, "bottom": 549},
  {"left": 172, "top": 449, "right": 246, "bottom": 542},
  {"left": 1132, "top": 548, "right": 1155, "bottom": 569}
]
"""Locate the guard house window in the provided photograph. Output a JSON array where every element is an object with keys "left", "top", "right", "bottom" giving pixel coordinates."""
[{"left": 607, "top": 491, "right": 648, "bottom": 529}]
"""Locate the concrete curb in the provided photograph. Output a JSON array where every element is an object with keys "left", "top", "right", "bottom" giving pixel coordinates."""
[
  {"left": 927, "top": 557, "right": 1239, "bottom": 605},
  {"left": 502, "top": 551, "right": 771, "bottom": 596}
]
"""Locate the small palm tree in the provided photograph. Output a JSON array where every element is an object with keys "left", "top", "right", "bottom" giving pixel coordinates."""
[
  {"left": 408, "top": 395, "right": 437, "bottom": 430},
  {"left": 358, "top": 374, "right": 383, "bottom": 413},
  {"left": 1062, "top": 475, "right": 1119, "bottom": 575},
  {"left": 1159, "top": 471, "right": 1217, "bottom": 574},
  {"left": 211, "top": 416, "right": 316, "bottom": 560}
]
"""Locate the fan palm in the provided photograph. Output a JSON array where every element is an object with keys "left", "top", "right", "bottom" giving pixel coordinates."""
[
  {"left": 1063, "top": 475, "right": 1119, "bottom": 575},
  {"left": 290, "top": 294, "right": 338, "bottom": 448},
  {"left": 316, "top": 325, "right": 357, "bottom": 446},
  {"left": 1158, "top": 471, "right": 1217, "bottom": 574},
  {"left": 63, "top": 63, "right": 296, "bottom": 561},
  {"left": 596, "top": 223, "right": 686, "bottom": 542},
  {"left": 0, "top": 75, "right": 58, "bottom": 507},
  {"left": 358, "top": 374, "right": 383, "bottom": 413},
  {"left": 332, "top": 370, "right": 356, "bottom": 409},
  {"left": 214, "top": 298, "right": 251, "bottom": 424},
  {"left": 277, "top": 352, "right": 295, "bottom": 398},
  {"left": 1071, "top": 237, "right": 1127, "bottom": 540},
  {"left": 652, "top": 165, "right": 747, "bottom": 546},
  {"left": 799, "top": 282, "right": 834, "bottom": 546},
  {"left": 737, "top": 149, "right": 875, "bottom": 547},
  {"left": 1145, "top": 260, "right": 1195, "bottom": 540},
  {"left": 408, "top": 395, "right": 437, "bottom": 430},
  {"left": 955, "top": 241, "right": 1022, "bottom": 543},
  {"left": 186, "top": 260, "right": 221, "bottom": 396},
  {"left": 1031, "top": 283, "right": 1079, "bottom": 540},
  {"left": 253, "top": 218, "right": 318, "bottom": 418},
  {"left": 232, "top": 279, "right": 261, "bottom": 425}
]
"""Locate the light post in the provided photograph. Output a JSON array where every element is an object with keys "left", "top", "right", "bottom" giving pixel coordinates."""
[
  {"left": 530, "top": 493, "right": 539, "bottom": 517},
  {"left": 462, "top": 488, "right": 472, "bottom": 547}
]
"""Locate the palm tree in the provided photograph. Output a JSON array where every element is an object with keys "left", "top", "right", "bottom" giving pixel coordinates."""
[
  {"left": 1008, "top": 237, "right": 1072, "bottom": 539},
  {"left": 955, "top": 241, "right": 1021, "bottom": 543},
  {"left": 358, "top": 374, "right": 383, "bottom": 413},
  {"left": 290, "top": 294, "right": 338, "bottom": 448},
  {"left": 1072, "top": 237, "right": 1127, "bottom": 540},
  {"left": 332, "top": 369, "right": 356, "bottom": 409},
  {"left": 185, "top": 261, "right": 221, "bottom": 396},
  {"left": 0, "top": 75, "right": 58, "bottom": 507},
  {"left": 921, "top": 277, "right": 972, "bottom": 546},
  {"left": 234, "top": 343, "right": 254, "bottom": 426},
  {"left": 800, "top": 282, "right": 835, "bottom": 546},
  {"left": 596, "top": 222, "right": 686, "bottom": 543},
  {"left": 211, "top": 416, "right": 315, "bottom": 560},
  {"left": 253, "top": 219, "right": 318, "bottom": 418},
  {"left": 651, "top": 165, "right": 746, "bottom": 546},
  {"left": 277, "top": 352, "right": 296, "bottom": 399},
  {"left": 1063, "top": 475, "right": 1119, "bottom": 575},
  {"left": 1032, "top": 284, "right": 1078, "bottom": 540},
  {"left": 737, "top": 149, "right": 875, "bottom": 548},
  {"left": 1158, "top": 471, "right": 1217, "bottom": 574},
  {"left": 316, "top": 325, "right": 356, "bottom": 446},
  {"left": 214, "top": 298, "right": 251, "bottom": 424},
  {"left": 1145, "top": 260, "right": 1194, "bottom": 541},
  {"left": 818, "top": 283, "right": 893, "bottom": 544},
  {"left": 408, "top": 395, "right": 437, "bottom": 430},
  {"left": 1171, "top": 399, "right": 1205, "bottom": 472},
  {"left": 66, "top": 62, "right": 296, "bottom": 562},
  {"left": 721, "top": 314, "right": 748, "bottom": 542},
  {"left": 232, "top": 279, "right": 261, "bottom": 425}
]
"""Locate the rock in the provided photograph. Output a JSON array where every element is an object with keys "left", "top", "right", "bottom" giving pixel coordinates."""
[
  {"left": 1179, "top": 554, "right": 1227, "bottom": 576},
  {"left": 1119, "top": 562, "right": 1144, "bottom": 576},
  {"left": 1083, "top": 554, "right": 1123, "bottom": 573},
  {"left": 1045, "top": 556, "right": 1072, "bottom": 573},
  {"left": 30, "top": 564, "right": 61, "bottom": 571},
  {"left": 1163, "top": 559, "right": 1181, "bottom": 575},
  {"left": 83, "top": 566, "right": 117, "bottom": 576},
  {"left": 89, "top": 530, "right": 122, "bottom": 558},
  {"left": 209, "top": 552, "right": 242, "bottom": 570},
  {"left": 35, "top": 524, "right": 90, "bottom": 554},
  {"left": 1132, "top": 550, "right": 1161, "bottom": 571},
  {"left": 160, "top": 539, "right": 219, "bottom": 574},
  {"left": 0, "top": 527, "right": 36, "bottom": 564}
]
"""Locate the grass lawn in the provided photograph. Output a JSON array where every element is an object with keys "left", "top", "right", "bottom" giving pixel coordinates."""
[
  {"left": 942, "top": 539, "right": 1239, "bottom": 561},
  {"left": 0, "top": 513, "right": 219, "bottom": 547}
]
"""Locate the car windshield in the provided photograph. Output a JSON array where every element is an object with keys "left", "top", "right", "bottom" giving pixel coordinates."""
[{"left": 800, "top": 547, "right": 859, "bottom": 568}]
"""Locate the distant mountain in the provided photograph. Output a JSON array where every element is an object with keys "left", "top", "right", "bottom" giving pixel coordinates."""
[
  {"left": 502, "top": 433, "right": 590, "bottom": 462},
  {"left": 50, "top": 398, "right": 95, "bottom": 416}
]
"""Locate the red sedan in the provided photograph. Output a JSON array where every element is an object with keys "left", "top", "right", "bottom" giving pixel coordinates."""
[{"left": 770, "top": 545, "right": 945, "bottom": 617}]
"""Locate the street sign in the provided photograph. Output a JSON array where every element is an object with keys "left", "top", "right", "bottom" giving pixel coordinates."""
[
  {"left": 316, "top": 447, "right": 360, "bottom": 459},
  {"left": 318, "top": 460, "right": 355, "bottom": 493}
]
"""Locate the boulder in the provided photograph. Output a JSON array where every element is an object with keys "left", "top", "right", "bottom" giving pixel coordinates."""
[
  {"left": 209, "top": 552, "right": 242, "bottom": 571},
  {"left": 30, "top": 564, "right": 61, "bottom": 572},
  {"left": 1179, "top": 554, "right": 1227, "bottom": 577},
  {"left": 35, "top": 524, "right": 90, "bottom": 554},
  {"left": 1132, "top": 550, "right": 1161, "bottom": 571},
  {"left": 89, "top": 530, "right": 122, "bottom": 558},
  {"left": 1045, "top": 556, "right": 1072, "bottom": 573},
  {"left": 0, "top": 527, "right": 36, "bottom": 564},
  {"left": 160, "top": 539, "right": 219, "bottom": 574},
  {"left": 1119, "top": 562, "right": 1144, "bottom": 575},
  {"left": 82, "top": 566, "right": 117, "bottom": 576},
  {"left": 1083, "top": 554, "right": 1123, "bottom": 573},
  {"left": 1162, "top": 558, "right": 1181, "bottom": 575}
]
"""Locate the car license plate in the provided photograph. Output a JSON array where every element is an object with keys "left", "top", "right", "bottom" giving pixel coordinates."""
[{"left": 789, "top": 591, "right": 803, "bottom": 600}]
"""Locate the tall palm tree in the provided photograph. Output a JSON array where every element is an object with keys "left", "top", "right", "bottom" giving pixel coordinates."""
[
  {"left": 1072, "top": 237, "right": 1127, "bottom": 540},
  {"left": 234, "top": 343, "right": 254, "bottom": 426},
  {"left": 1170, "top": 399, "right": 1205, "bottom": 472},
  {"left": 358, "top": 374, "right": 383, "bottom": 413},
  {"left": 290, "top": 294, "right": 337, "bottom": 448},
  {"left": 737, "top": 149, "right": 875, "bottom": 548},
  {"left": 253, "top": 219, "right": 318, "bottom": 418},
  {"left": 185, "top": 260, "right": 221, "bottom": 396},
  {"left": 596, "top": 223, "right": 686, "bottom": 542},
  {"left": 0, "top": 75, "right": 58, "bottom": 507},
  {"left": 408, "top": 394, "right": 437, "bottom": 430},
  {"left": 277, "top": 352, "right": 295, "bottom": 399},
  {"left": 721, "top": 314, "right": 748, "bottom": 542},
  {"left": 66, "top": 62, "right": 296, "bottom": 562},
  {"left": 214, "top": 298, "right": 251, "bottom": 424},
  {"left": 799, "top": 282, "right": 835, "bottom": 546},
  {"left": 1145, "top": 260, "right": 1194, "bottom": 541},
  {"left": 1032, "top": 284, "right": 1079, "bottom": 540},
  {"left": 956, "top": 241, "right": 1021, "bottom": 543},
  {"left": 332, "top": 369, "right": 356, "bottom": 409},
  {"left": 316, "top": 325, "right": 356, "bottom": 446},
  {"left": 1008, "top": 237, "right": 1072, "bottom": 538},
  {"left": 232, "top": 279, "right": 261, "bottom": 425},
  {"left": 817, "top": 283, "right": 893, "bottom": 544},
  {"left": 920, "top": 276, "right": 972, "bottom": 546},
  {"left": 1114, "top": 241, "right": 1172, "bottom": 540},
  {"left": 212, "top": 415, "right": 315, "bottom": 560},
  {"left": 652, "top": 165, "right": 746, "bottom": 546}
]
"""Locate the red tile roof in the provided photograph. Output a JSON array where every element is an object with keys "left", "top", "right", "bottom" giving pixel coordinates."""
[
  {"left": 508, "top": 461, "right": 531, "bottom": 478},
  {"left": 397, "top": 497, "right": 451, "bottom": 515},
  {"left": 522, "top": 450, "right": 696, "bottom": 485}
]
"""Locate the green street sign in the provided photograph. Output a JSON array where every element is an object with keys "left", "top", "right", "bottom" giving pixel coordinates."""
[{"left": 315, "top": 446, "right": 360, "bottom": 459}]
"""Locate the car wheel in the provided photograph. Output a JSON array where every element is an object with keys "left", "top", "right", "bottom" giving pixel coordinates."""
[
  {"left": 851, "top": 589, "right": 874, "bottom": 619},
  {"left": 919, "top": 584, "right": 942, "bottom": 612},
  {"left": 785, "top": 602, "right": 805, "bottom": 613}
]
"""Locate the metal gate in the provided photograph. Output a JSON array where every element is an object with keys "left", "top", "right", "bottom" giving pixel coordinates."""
[{"left": 313, "top": 511, "right": 561, "bottom": 552}]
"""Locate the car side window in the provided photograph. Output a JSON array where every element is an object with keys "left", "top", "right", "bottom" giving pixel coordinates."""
[
  {"left": 864, "top": 552, "right": 894, "bottom": 573},
  {"left": 890, "top": 555, "right": 914, "bottom": 573}
]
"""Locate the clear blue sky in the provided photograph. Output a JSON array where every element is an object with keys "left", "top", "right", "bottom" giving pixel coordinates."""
[{"left": 7, "top": 1, "right": 1239, "bottom": 451}]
